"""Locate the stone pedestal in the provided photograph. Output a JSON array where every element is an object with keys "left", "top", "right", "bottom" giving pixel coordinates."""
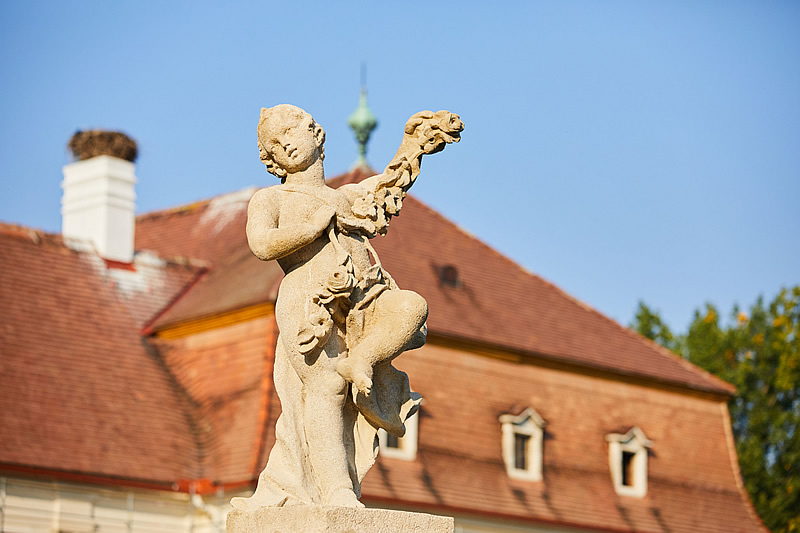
[{"left": 226, "top": 506, "right": 454, "bottom": 533}]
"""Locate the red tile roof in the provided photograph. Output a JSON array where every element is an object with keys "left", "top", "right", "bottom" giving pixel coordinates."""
[{"left": 0, "top": 224, "right": 202, "bottom": 483}]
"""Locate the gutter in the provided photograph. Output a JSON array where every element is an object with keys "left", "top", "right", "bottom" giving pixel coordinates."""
[{"left": 0, "top": 463, "right": 255, "bottom": 496}]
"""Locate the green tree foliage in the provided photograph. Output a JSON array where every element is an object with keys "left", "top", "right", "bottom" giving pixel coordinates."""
[
  {"left": 631, "top": 301, "right": 679, "bottom": 352},
  {"left": 631, "top": 287, "right": 800, "bottom": 533}
]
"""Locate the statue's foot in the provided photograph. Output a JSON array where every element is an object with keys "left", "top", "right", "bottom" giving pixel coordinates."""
[
  {"left": 324, "top": 488, "right": 365, "bottom": 508},
  {"left": 336, "top": 357, "right": 373, "bottom": 396},
  {"left": 230, "top": 496, "right": 249, "bottom": 511},
  {"left": 230, "top": 493, "right": 287, "bottom": 511},
  {"left": 354, "top": 372, "right": 372, "bottom": 396}
]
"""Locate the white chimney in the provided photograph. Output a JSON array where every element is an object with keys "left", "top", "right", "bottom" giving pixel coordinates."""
[
  {"left": 62, "top": 130, "right": 138, "bottom": 263},
  {"left": 62, "top": 131, "right": 138, "bottom": 263}
]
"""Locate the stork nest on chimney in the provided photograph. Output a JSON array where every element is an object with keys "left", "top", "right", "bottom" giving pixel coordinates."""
[{"left": 68, "top": 130, "right": 138, "bottom": 162}]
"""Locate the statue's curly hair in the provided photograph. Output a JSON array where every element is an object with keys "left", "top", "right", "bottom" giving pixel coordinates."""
[{"left": 257, "top": 105, "right": 325, "bottom": 181}]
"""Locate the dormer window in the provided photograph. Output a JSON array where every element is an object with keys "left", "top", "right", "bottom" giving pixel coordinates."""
[
  {"left": 499, "top": 408, "right": 545, "bottom": 481},
  {"left": 378, "top": 411, "right": 419, "bottom": 461},
  {"left": 437, "top": 264, "right": 462, "bottom": 288},
  {"left": 606, "top": 427, "right": 652, "bottom": 497}
]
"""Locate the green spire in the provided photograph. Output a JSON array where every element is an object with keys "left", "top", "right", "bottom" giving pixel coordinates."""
[{"left": 348, "top": 89, "right": 377, "bottom": 168}]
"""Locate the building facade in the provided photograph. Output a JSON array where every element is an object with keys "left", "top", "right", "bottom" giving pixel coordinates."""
[{"left": 0, "top": 151, "right": 765, "bottom": 532}]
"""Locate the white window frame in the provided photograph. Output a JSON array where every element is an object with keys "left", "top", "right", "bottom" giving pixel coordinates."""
[
  {"left": 499, "top": 407, "right": 545, "bottom": 481},
  {"left": 605, "top": 426, "right": 652, "bottom": 498},
  {"left": 378, "top": 410, "right": 419, "bottom": 461}
]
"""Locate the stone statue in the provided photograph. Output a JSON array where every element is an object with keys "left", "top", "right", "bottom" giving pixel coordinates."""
[{"left": 231, "top": 104, "right": 463, "bottom": 511}]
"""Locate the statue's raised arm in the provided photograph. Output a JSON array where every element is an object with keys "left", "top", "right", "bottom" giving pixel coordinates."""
[{"left": 338, "top": 110, "right": 463, "bottom": 236}]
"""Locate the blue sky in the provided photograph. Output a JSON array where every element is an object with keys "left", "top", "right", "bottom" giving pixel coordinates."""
[{"left": 1, "top": 1, "right": 798, "bottom": 331}]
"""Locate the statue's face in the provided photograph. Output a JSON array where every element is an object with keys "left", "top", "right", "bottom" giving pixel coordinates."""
[{"left": 262, "top": 108, "right": 323, "bottom": 174}]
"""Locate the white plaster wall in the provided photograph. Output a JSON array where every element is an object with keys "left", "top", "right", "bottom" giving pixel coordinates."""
[{"left": 0, "top": 477, "right": 243, "bottom": 533}]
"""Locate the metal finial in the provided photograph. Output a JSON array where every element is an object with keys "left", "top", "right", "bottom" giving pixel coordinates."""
[{"left": 348, "top": 68, "right": 377, "bottom": 168}]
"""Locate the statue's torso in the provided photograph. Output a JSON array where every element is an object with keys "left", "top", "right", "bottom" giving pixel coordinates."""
[
  {"left": 271, "top": 184, "right": 374, "bottom": 282},
  {"left": 275, "top": 185, "right": 371, "bottom": 274}
]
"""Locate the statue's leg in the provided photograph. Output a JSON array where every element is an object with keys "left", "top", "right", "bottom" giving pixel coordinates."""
[
  {"left": 338, "top": 290, "right": 427, "bottom": 394},
  {"left": 302, "top": 366, "right": 364, "bottom": 507},
  {"left": 366, "top": 289, "right": 428, "bottom": 360},
  {"left": 272, "top": 289, "right": 362, "bottom": 508}
]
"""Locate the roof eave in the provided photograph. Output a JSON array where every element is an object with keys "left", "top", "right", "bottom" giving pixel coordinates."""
[{"left": 427, "top": 332, "right": 736, "bottom": 400}]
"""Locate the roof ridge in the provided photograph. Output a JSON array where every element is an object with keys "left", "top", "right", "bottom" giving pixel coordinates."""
[
  {"left": 0, "top": 221, "right": 211, "bottom": 271},
  {"left": 141, "top": 266, "right": 210, "bottom": 335},
  {"left": 144, "top": 254, "right": 211, "bottom": 269},
  {"left": 405, "top": 195, "right": 734, "bottom": 396},
  {"left": 0, "top": 221, "right": 55, "bottom": 242},
  {"left": 137, "top": 186, "right": 257, "bottom": 222},
  {"left": 326, "top": 166, "right": 377, "bottom": 187},
  {"left": 140, "top": 340, "right": 207, "bottom": 479}
]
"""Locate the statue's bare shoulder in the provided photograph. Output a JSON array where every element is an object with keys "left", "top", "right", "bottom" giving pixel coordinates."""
[
  {"left": 249, "top": 186, "right": 281, "bottom": 209},
  {"left": 248, "top": 185, "right": 316, "bottom": 225},
  {"left": 247, "top": 186, "right": 281, "bottom": 229}
]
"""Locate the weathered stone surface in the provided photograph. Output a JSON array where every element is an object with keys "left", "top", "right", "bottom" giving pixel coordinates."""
[
  {"left": 231, "top": 104, "right": 463, "bottom": 511},
  {"left": 226, "top": 507, "right": 454, "bottom": 533}
]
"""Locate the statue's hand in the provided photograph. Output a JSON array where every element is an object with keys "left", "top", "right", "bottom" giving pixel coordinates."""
[
  {"left": 310, "top": 205, "right": 337, "bottom": 236},
  {"left": 337, "top": 215, "right": 376, "bottom": 236}
]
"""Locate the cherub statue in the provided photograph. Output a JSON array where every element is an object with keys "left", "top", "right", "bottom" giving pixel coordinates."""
[{"left": 232, "top": 104, "right": 463, "bottom": 510}]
